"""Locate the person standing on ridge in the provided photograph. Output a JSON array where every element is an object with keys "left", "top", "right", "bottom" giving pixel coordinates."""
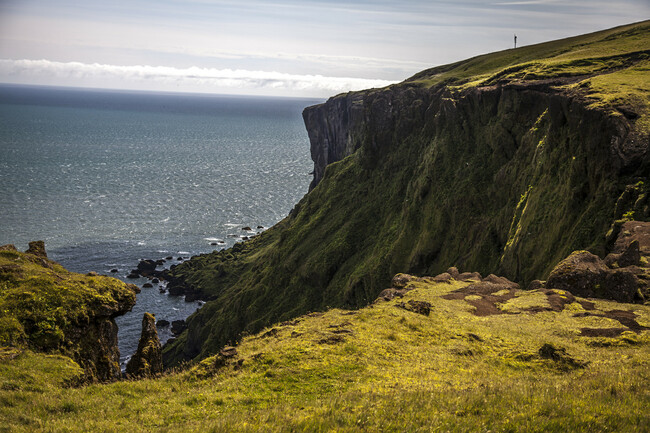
[{"left": 514, "top": 34, "right": 517, "bottom": 48}]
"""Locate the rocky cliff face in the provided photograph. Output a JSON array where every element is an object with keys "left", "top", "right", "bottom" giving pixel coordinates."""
[
  {"left": 163, "top": 22, "right": 650, "bottom": 367},
  {"left": 0, "top": 243, "right": 138, "bottom": 382}
]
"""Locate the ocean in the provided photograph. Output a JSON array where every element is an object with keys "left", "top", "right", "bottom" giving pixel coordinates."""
[{"left": 0, "top": 84, "right": 322, "bottom": 366}]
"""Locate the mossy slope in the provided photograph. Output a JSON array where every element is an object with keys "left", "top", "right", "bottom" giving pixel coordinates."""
[
  {"left": 0, "top": 244, "right": 138, "bottom": 381},
  {"left": 165, "top": 21, "right": 650, "bottom": 366},
  {"left": 2, "top": 275, "right": 649, "bottom": 431}
]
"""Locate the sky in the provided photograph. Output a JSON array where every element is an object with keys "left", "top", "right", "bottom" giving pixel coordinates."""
[{"left": 0, "top": 0, "right": 648, "bottom": 98}]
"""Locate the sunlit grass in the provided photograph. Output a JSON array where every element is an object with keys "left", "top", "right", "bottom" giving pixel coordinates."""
[{"left": 2, "top": 278, "right": 649, "bottom": 431}]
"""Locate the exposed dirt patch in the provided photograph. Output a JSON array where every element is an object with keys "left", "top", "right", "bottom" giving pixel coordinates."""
[
  {"left": 441, "top": 282, "right": 517, "bottom": 316},
  {"left": 576, "top": 309, "right": 650, "bottom": 337}
]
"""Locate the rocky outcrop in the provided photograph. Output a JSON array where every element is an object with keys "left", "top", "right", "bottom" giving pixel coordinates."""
[
  {"left": 126, "top": 313, "right": 163, "bottom": 378},
  {"left": 0, "top": 242, "right": 138, "bottom": 382},
  {"left": 25, "top": 240, "right": 47, "bottom": 258},
  {"left": 545, "top": 223, "right": 650, "bottom": 303}
]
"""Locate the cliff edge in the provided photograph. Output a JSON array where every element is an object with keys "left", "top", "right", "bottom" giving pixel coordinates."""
[{"left": 164, "top": 21, "right": 650, "bottom": 367}]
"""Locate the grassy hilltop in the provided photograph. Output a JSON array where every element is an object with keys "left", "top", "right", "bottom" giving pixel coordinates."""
[{"left": 164, "top": 21, "right": 650, "bottom": 366}]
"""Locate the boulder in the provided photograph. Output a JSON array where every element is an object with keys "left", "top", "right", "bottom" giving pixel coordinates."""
[
  {"left": 171, "top": 319, "right": 187, "bottom": 335},
  {"left": 546, "top": 250, "right": 639, "bottom": 303},
  {"left": 156, "top": 319, "right": 170, "bottom": 328},
  {"left": 125, "top": 313, "right": 162, "bottom": 378},
  {"left": 446, "top": 267, "right": 460, "bottom": 279},
  {"left": 431, "top": 272, "right": 452, "bottom": 283},
  {"left": 391, "top": 273, "right": 417, "bottom": 289},
  {"left": 137, "top": 260, "right": 158, "bottom": 277}
]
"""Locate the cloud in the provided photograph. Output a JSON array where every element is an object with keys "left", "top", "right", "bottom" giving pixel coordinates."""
[{"left": 0, "top": 59, "right": 397, "bottom": 97}]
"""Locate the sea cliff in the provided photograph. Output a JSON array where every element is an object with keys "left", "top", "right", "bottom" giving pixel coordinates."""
[{"left": 161, "top": 21, "right": 650, "bottom": 366}]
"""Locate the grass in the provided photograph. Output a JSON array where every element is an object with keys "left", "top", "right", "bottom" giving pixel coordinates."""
[{"left": 2, "top": 278, "right": 649, "bottom": 431}]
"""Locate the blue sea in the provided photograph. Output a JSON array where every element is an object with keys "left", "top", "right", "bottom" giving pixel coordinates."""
[{"left": 0, "top": 84, "right": 322, "bottom": 366}]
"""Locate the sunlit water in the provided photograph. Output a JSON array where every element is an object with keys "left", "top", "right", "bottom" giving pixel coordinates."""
[{"left": 0, "top": 84, "right": 321, "bottom": 365}]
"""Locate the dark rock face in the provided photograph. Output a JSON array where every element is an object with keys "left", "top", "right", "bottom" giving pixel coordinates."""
[{"left": 126, "top": 313, "right": 163, "bottom": 378}]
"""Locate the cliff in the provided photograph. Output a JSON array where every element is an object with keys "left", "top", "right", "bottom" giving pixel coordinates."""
[
  {"left": 0, "top": 242, "right": 138, "bottom": 381},
  {"left": 163, "top": 21, "right": 650, "bottom": 367}
]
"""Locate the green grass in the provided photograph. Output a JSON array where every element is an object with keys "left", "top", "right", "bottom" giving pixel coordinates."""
[{"left": 2, "top": 278, "right": 649, "bottom": 431}]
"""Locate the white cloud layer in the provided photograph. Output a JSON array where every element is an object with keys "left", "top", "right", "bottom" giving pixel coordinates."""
[{"left": 0, "top": 59, "right": 397, "bottom": 97}]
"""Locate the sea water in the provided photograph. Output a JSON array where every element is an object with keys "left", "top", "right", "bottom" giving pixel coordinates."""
[{"left": 0, "top": 84, "right": 322, "bottom": 365}]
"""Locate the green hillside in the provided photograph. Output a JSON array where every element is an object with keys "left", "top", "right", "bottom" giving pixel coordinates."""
[{"left": 163, "top": 21, "right": 650, "bottom": 366}]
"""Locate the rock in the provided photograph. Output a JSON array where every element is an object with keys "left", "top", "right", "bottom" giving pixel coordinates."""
[
  {"left": 396, "top": 300, "right": 431, "bottom": 316},
  {"left": 177, "top": 257, "right": 184, "bottom": 261},
  {"left": 165, "top": 256, "right": 173, "bottom": 260},
  {"left": 26, "top": 240, "right": 47, "bottom": 258},
  {"left": 86, "top": 271, "right": 99, "bottom": 277},
  {"left": 546, "top": 251, "right": 608, "bottom": 294},
  {"left": 242, "top": 226, "right": 252, "bottom": 231},
  {"left": 142, "top": 283, "right": 153, "bottom": 288},
  {"left": 156, "top": 319, "right": 170, "bottom": 328},
  {"left": 137, "top": 260, "right": 157, "bottom": 277},
  {"left": 546, "top": 250, "right": 639, "bottom": 303},
  {"left": 125, "top": 313, "right": 163, "bottom": 378},
  {"left": 431, "top": 272, "right": 452, "bottom": 283},
  {"left": 151, "top": 278, "right": 160, "bottom": 284},
  {"left": 155, "top": 259, "right": 165, "bottom": 266},
  {"left": 257, "top": 226, "right": 264, "bottom": 229},
  {"left": 602, "top": 270, "right": 639, "bottom": 303},
  {"left": 527, "top": 279, "right": 545, "bottom": 290},
  {"left": 110, "top": 268, "right": 119, "bottom": 273},
  {"left": 171, "top": 319, "right": 187, "bottom": 335},
  {"left": 211, "top": 242, "right": 218, "bottom": 246},
  {"left": 446, "top": 267, "right": 460, "bottom": 279},
  {"left": 0, "top": 244, "right": 18, "bottom": 252},
  {"left": 457, "top": 271, "right": 482, "bottom": 281},
  {"left": 167, "top": 283, "right": 186, "bottom": 296},
  {"left": 612, "top": 221, "right": 650, "bottom": 256},
  {"left": 391, "top": 273, "right": 417, "bottom": 289},
  {"left": 618, "top": 240, "right": 641, "bottom": 267},
  {"left": 126, "top": 272, "right": 140, "bottom": 279},
  {"left": 376, "top": 288, "right": 407, "bottom": 302}
]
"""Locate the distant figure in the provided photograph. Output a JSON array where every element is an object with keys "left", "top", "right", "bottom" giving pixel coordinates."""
[{"left": 514, "top": 34, "right": 517, "bottom": 49}]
